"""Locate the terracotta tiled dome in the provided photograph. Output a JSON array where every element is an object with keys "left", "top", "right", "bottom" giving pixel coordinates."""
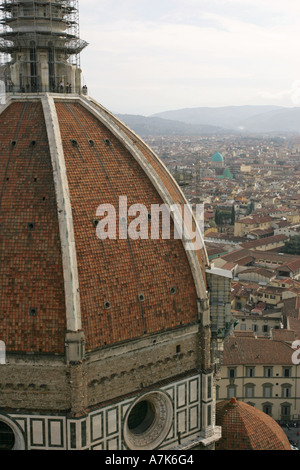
[
  {"left": 0, "top": 95, "right": 209, "bottom": 355},
  {"left": 216, "top": 398, "right": 291, "bottom": 450}
]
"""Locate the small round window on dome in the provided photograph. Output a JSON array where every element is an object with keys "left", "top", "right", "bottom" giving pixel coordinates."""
[
  {"left": 104, "top": 301, "right": 111, "bottom": 310},
  {"left": 138, "top": 293, "right": 145, "bottom": 302}
]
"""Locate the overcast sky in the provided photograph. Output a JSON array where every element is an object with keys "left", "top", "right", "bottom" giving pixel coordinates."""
[{"left": 79, "top": 0, "right": 300, "bottom": 115}]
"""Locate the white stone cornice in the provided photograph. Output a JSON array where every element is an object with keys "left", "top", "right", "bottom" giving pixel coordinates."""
[{"left": 41, "top": 93, "right": 82, "bottom": 333}]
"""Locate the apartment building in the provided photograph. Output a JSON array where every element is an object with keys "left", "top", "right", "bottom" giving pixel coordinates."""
[
  {"left": 217, "top": 331, "right": 300, "bottom": 422},
  {"left": 232, "top": 312, "right": 282, "bottom": 337},
  {"left": 234, "top": 215, "right": 274, "bottom": 237}
]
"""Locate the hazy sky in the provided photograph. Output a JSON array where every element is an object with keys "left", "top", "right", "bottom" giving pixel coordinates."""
[{"left": 79, "top": 0, "right": 300, "bottom": 115}]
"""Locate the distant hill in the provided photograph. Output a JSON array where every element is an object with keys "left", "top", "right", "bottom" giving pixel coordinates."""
[
  {"left": 116, "top": 114, "right": 227, "bottom": 136},
  {"left": 152, "top": 105, "right": 300, "bottom": 133},
  {"left": 238, "top": 107, "right": 300, "bottom": 133}
]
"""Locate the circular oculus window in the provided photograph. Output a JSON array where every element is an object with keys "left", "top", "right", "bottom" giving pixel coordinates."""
[
  {"left": 124, "top": 391, "right": 173, "bottom": 450},
  {"left": 0, "top": 416, "right": 25, "bottom": 450},
  {"left": 0, "top": 421, "right": 15, "bottom": 450}
]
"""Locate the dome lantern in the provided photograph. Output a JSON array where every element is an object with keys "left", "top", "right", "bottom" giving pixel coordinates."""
[{"left": 0, "top": 0, "right": 88, "bottom": 93}]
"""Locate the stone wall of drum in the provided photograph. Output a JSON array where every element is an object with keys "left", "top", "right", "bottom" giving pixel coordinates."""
[{"left": 8, "top": 373, "right": 204, "bottom": 450}]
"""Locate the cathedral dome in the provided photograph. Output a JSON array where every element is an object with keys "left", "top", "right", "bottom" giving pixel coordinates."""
[
  {"left": 216, "top": 398, "right": 291, "bottom": 450},
  {"left": 0, "top": 95, "right": 209, "bottom": 355}
]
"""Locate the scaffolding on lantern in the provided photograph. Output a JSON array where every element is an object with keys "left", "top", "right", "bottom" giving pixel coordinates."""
[{"left": 0, "top": 0, "right": 88, "bottom": 93}]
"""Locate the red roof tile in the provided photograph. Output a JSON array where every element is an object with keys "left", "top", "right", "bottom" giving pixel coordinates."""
[
  {"left": 0, "top": 102, "right": 66, "bottom": 353},
  {"left": 222, "top": 334, "right": 294, "bottom": 365},
  {"left": 55, "top": 101, "right": 201, "bottom": 351}
]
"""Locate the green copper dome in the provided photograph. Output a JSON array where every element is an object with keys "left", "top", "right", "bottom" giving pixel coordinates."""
[
  {"left": 218, "top": 168, "right": 234, "bottom": 180},
  {"left": 211, "top": 152, "right": 224, "bottom": 162}
]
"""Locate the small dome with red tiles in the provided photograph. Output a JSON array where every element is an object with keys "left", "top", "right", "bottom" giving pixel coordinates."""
[{"left": 216, "top": 398, "right": 291, "bottom": 450}]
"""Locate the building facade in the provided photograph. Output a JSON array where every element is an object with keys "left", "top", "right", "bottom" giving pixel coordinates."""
[
  {"left": 232, "top": 312, "right": 282, "bottom": 337},
  {"left": 217, "top": 331, "right": 300, "bottom": 422},
  {"left": 234, "top": 215, "right": 273, "bottom": 237}
]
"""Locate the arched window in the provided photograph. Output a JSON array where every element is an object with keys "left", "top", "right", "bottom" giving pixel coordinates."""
[
  {"left": 227, "top": 385, "right": 236, "bottom": 399},
  {"left": 281, "top": 384, "right": 292, "bottom": 398},
  {"left": 262, "top": 402, "right": 273, "bottom": 416},
  {"left": 245, "top": 383, "right": 255, "bottom": 399},
  {"left": 281, "top": 403, "right": 291, "bottom": 421},
  {"left": 263, "top": 383, "right": 273, "bottom": 398}
]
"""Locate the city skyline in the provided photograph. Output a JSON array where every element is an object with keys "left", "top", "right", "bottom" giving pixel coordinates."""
[{"left": 80, "top": 0, "right": 300, "bottom": 115}]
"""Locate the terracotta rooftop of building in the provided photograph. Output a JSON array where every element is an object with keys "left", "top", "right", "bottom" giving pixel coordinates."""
[
  {"left": 240, "top": 234, "right": 288, "bottom": 249},
  {"left": 239, "top": 267, "right": 275, "bottom": 278},
  {"left": 222, "top": 333, "right": 294, "bottom": 366},
  {"left": 286, "top": 317, "right": 300, "bottom": 339},
  {"left": 221, "top": 248, "right": 300, "bottom": 266},
  {"left": 249, "top": 228, "right": 274, "bottom": 237},
  {"left": 271, "top": 328, "right": 296, "bottom": 343},
  {"left": 275, "top": 258, "right": 300, "bottom": 272},
  {"left": 237, "top": 215, "right": 273, "bottom": 225},
  {"left": 216, "top": 398, "right": 291, "bottom": 450}
]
